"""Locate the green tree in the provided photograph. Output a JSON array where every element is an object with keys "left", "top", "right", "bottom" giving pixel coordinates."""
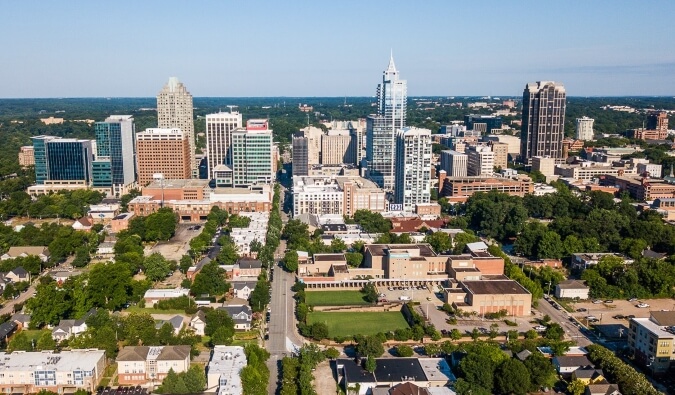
[
  {"left": 353, "top": 210, "right": 391, "bottom": 233},
  {"left": 309, "top": 322, "right": 329, "bottom": 340},
  {"left": 324, "top": 347, "right": 340, "bottom": 359},
  {"left": 458, "top": 352, "right": 495, "bottom": 393},
  {"left": 143, "top": 207, "right": 178, "bottom": 241},
  {"left": 7, "top": 331, "right": 33, "bottom": 352},
  {"left": 26, "top": 282, "right": 73, "bottom": 327},
  {"left": 182, "top": 365, "right": 206, "bottom": 393},
  {"left": 249, "top": 277, "right": 271, "bottom": 313},
  {"left": 544, "top": 323, "right": 564, "bottom": 341},
  {"left": 424, "top": 231, "right": 452, "bottom": 253},
  {"left": 283, "top": 250, "right": 299, "bottom": 272},
  {"left": 356, "top": 335, "right": 384, "bottom": 357},
  {"left": 179, "top": 255, "right": 193, "bottom": 274},
  {"left": 494, "top": 359, "right": 531, "bottom": 395},
  {"left": 191, "top": 262, "right": 229, "bottom": 297},
  {"left": 345, "top": 252, "right": 363, "bottom": 267},
  {"left": 143, "top": 253, "right": 174, "bottom": 282},
  {"left": 364, "top": 355, "right": 377, "bottom": 373},
  {"left": 537, "top": 231, "right": 564, "bottom": 259},
  {"left": 361, "top": 282, "right": 378, "bottom": 303},
  {"left": 86, "top": 262, "right": 131, "bottom": 310},
  {"left": 523, "top": 352, "right": 557, "bottom": 390},
  {"left": 567, "top": 379, "right": 586, "bottom": 395},
  {"left": 204, "top": 309, "right": 235, "bottom": 337},
  {"left": 36, "top": 331, "right": 56, "bottom": 350},
  {"left": 452, "top": 232, "right": 481, "bottom": 254},
  {"left": 395, "top": 345, "right": 414, "bottom": 357}
]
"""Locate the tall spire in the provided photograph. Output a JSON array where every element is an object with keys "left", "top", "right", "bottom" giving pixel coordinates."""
[{"left": 386, "top": 49, "right": 397, "bottom": 73}]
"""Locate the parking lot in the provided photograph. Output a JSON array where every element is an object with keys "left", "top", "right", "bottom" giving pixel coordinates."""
[
  {"left": 147, "top": 224, "right": 201, "bottom": 261},
  {"left": 376, "top": 284, "right": 435, "bottom": 304},
  {"left": 570, "top": 298, "right": 675, "bottom": 326}
]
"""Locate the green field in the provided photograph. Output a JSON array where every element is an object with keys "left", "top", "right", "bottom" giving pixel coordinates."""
[
  {"left": 307, "top": 311, "right": 409, "bottom": 337},
  {"left": 305, "top": 291, "right": 369, "bottom": 306}
]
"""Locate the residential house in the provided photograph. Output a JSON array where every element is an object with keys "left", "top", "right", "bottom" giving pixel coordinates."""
[
  {"left": 72, "top": 217, "right": 93, "bottom": 231},
  {"left": 555, "top": 280, "right": 590, "bottom": 300},
  {"left": 1, "top": 246, "right": 50, "bottom": 262},
  {"left": 372, "top": 382, "right": 456, "bottom": 395},
  {"left": 48, "top": 270, "right": 83, "bottom": 286},
  {"left": 116, "top": 345, "right": 191, "bottom": 386},
  {"left": 187, "top": 257, "right": 211, "bottom": 280},
  {"left": 0, "top": 321, "right": 18, "bottom": 342},
  {"left": 190, "top": 310, "right": 206, "bottom": 336},
  {"left": 552, "top": 355, "right": 593, "bottom": 376},
  {"left": 96, "top": 242, "right": 115, "bottom": 255},
  {"left": 143, "top": 288, "right": 190, "bottom": 306},
  {"left": 572, "top": 368, "right": 606, "bottom": 385},
  {"left": 585, "top": 384, "right": 621, "bottom": 395},
  {"left": 6, "top": 266, "right": 30, "bottom": 283},
  {"left": 571, "top": 253, "right": 633, "bottom": 270},
  {"left": 155, "top": 315, "right": 185, "bottom": 335},
  {"left": 219, "top": 305, "right": 253, "bottom": 330},
  {"left": 11, "top": 313, "right": 31, "bottom": 329},
  {"left": 51, "top": 309, "right": 96, "bottom": 341},
  {"left": 232, "top": 258, "right": 262, "bottom": 278},
  {"left": 232, "top": 281, "right": 257, "bottom": 300}
]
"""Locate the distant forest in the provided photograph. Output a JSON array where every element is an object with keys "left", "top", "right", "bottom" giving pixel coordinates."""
[{"left": 0, "top": 96, "right": 672, "bottom": 177}]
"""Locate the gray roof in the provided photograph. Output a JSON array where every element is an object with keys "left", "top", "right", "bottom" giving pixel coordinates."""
[
  {"left": 0, "top": 321, "right": 17, "bottom": 338},
  {"left": 219, "top": 305, "right": 252, "bottom": 319},
  {"left": 10, "top": 266, "right": 29, "bottom": 277},
  {"left": 232, "top": 281, "right": 257, "bottom": 290},
  {"left": 554, "top": 355, "right": 592, "bottom": 367},
  {"left": 515, "top": 349, "right": 532, "bottom": 361},
  {"left": 237, "top": 258, "right": 262, "bottom": 269}
]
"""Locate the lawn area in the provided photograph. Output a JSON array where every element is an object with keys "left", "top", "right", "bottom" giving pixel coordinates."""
[
  {"left": 125, "top": 306, "right": 186, "bottom": 315},
  {"left": 21, "top": 329, "right": 50, "bottom": 343},
  {"left": 307, "top": 311, "right": 409, "bottom": 337},
  {"left": 305, "top": 291, "right": 369, "bottom": 306}
]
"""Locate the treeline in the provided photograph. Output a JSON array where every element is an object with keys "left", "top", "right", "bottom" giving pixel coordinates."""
[
  {"left": 280, "top": 344, "right": 329, "bottom": 395},
  {"left": 0, "top": 188, "right": 104, "bottom": 220}
]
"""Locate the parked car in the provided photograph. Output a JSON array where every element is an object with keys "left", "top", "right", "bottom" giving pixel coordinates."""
[
  {"left": 534, "top": 325, "right": 547, "bottom": 332},
  {"left": 577, "top": 308, "right": 588, "bottom": 312},
  {"left": 637, "top": 303, "right": 650, "bottom": 308},
  {"left": 626, "top": 315, "right": 636, "bottom": 319},
  {"left": 604, "top": 300, "right": 614, "bottom": 304},
  {"left": 399, "top": 295, "right": 412, "bottom": 301},
  {"left": 592, "top": 299, "right": 603, "bottom": 304},
  {"left": 613, "top": 315, "right": 625, "bottom": 319},
  {"left": 628, "top": 297, "right": 638, "bottom": 302}
]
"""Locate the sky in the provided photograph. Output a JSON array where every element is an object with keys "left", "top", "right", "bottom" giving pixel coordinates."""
[{"left": 1, "top": 1, "right": 675, "bottom": 98}]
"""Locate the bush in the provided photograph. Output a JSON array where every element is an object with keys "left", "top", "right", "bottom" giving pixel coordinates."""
[
  {"left": 504, "top": 319, "right": 518, "bottom": 326},
  {"left": 395, "top": 345, "right": 414, "bottom": 357}
]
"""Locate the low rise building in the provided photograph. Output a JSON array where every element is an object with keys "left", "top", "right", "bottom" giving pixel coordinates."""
[
  {"left": 232, "top": 258, "right": 262, "bottom": 278},
  {"left": 293, "top": 175, "right": 386, "bottom": 217},
  {"left": 440, "top": 175, "right": 533, "bottom": 203},
  {"left": 116, "top": 346, "right": 191, "bottom": 386},
  {"left": 555, "top": 280, "right": 590, "bottom": 299},
  {"left": 88, "top": 204, "right": 121, "bottom": 222},
  {"left": 207, "top": 346, "right": 246, "bottom": 395},
  {"left": 232, "top": 281, "right": 257, "bottom": 300},
  {"left": 143, "top": 288, "right": 190, "bottom": 306},
  {"left": 628, "top": 311, "right": 675, "bottom": 374},
  {"left": 18, "top": 146, "right": 35, "bottom": 168},
  {"left": 571, "top": 253, "right": 633, "bottom": 270},
  {"left": 0, "top": 349, "right": 106, "bottom": 394},
  {"left": 552, "top": 355, "right": 593, "bottom": 376},
  {"left": 1, "top": 246, "right": 50, "bottom": 262},
  {"left": 218, "top": 305, "right": 253, "bottom": 330},
  {"left": 600, "top": 174, "right": 675, "bottom": 201},
  {"left": 111, "top": 212, "right": 134, "bottom": 232},
  {"left": 445, "top": 279, "right": 532, "bottom": 316}
]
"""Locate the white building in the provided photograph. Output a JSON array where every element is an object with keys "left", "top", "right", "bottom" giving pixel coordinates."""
[
  {"left": 532, "top": 156, "right": 556, "bottom": 178},
  {"left": 440, "top": 150, "right": 468, "bottom": 178},
  {"left": 576, "top": 117, "right": 595, "bottom": 141},
  {"left": 293, "top": 176, "right": 386, "bottom": 217},
  {"left": 554, "top": 280, "right": 590, "bottom": 299},
  {"left": 395, "top": 127, "right": 432, "bottom": 213},
  {"left": 466, "top": 144, "right": 495, "bottom": 176},
  {"left": 207, "top": 346, "right": 247, "bottom": 395},
  {"left": 0, "top": 349, "right": 106, "bottom": 394},
  {"left": 143, "top": 288, "right": 190, "bottom": 306},
  {"left": 157, "top": 77, "right": 196, "bottom": 175},
  {"left": 230, "top": 212, "right": 269, "bottom": 255},
  {"left": 206, "top": 111, "right": 243, "bottom": 180}
]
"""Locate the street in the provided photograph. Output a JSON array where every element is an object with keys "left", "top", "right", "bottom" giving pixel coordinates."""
[{"left": 536, "top": 297, "right": 593, "bottom": 347}]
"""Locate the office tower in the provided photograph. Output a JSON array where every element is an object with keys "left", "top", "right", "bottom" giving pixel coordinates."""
[
  {"left": 231, "top": 120, "right": 274, "bottom": 187},
  {"left": 646, "top": 111, "right": 669, "bottom": 135},
  {"left": 321, "top": 129, "right": 352, "bottom": 164},
  {"left": 92, "top": 115, "right": 136, "bottom": 195},
  {"left": 440, "top": 150, "right": 468, "bottom": 178},
  {"left": 292, "top": 134, "right": 309, "bottom": 176},
  {"left": 489, "top": 141, "right": 509, "bottom": 169},
  {"left": 575, "top": 117, "right": 595, "bottom": 141},
  {"left": 394, "top": 127, "right": 431, "bottom": 213},
  {"left": 32, "top": 136, "right": 94, "bottom": 184},
  {"left": 520, "top": 81, "right": 566, "bottom": 164},
  {"left": 136, "top": 128, "right": 191, "bottom": 186},
  {"left": 466, "top": 145, "right": 495, "bottom": 176},
  {"left": 299, "top": 126, "right": 323, "bottom": 165},
  {"left": 205, "top": 111, "right": 243, "bottom": 179},
  {"left": 348, "top": 119, "right": 367, "bottom": 163},
  {"left": 464, "top": 115, "right": 502, "bottom": 133},
  {"left": 366, "top": 54, "right": 407, "bottom": 190},
  {"left": 157, "top": 77, "right": 195, "bottom": 175}
]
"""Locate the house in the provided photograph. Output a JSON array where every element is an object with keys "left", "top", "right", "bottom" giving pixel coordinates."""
[
  {"left": 219, "top": 305, "right": 253, "bottom": 330},
  {"left": 187, "top": 257, "right": 210, "bottom": 280},
  {"left": 48, "top": 270, "right": 83, "bottom": 285},
  {"left": 96, "top": 242, "right": 115, "bottom": 255},
  {"left": 555, "top": 280, "right": 590, "bottom": 300},
  {"left": 465, "top": 241, "right": 489, "bottom": 254},
  {"left": 515, "top": 349, "right": 532, "bottom": 361},
  {"left": 72, "top": 217, "right": 93, "bottom": 231},
  {"left": 372, "top": 382, "right": 457, "bottom": 395},
  {"left": 143, "top": 288, "right": 190, "bottom": 306},
  {"left": 571, "top": 253, "right": 633, "bottom": 270},
  {"left": 6, "top": 266, "right": 30, "bottom": 283},
  {"left": 206, "top": 346, "right": 246, "bottom": 394},
  {"left": 641, "top": 249, "right": 667, "bottom": 260},
  {"left": 0, "top": 320, "right": 18, "bottom": 341},
  {"left": 232, "top": 281, "right": 257, "bottom": 300},
  {"left": 552, "top": 355, "right": 593, "bottom": 376},
  {"left": 389, "top": 219, "right": 446, "bottom": 234},
  {"left": 232, "top": 258, "right": 262, "bottom": 278},
  {"left": 190, "top": 310, "right": 206, "bottom": 336},
  {"left": 116, "top": 345, "right": 191, "bottom": 386},
  {"left": 11, "top": 313, "right": 31, "bottom": 329},
  {"left": 572, "top": 368, "right": 606, "bottom": 385},
  {"left": 155, "top": 315, "right": 185, "bottom": 335},
  {"left": 51, "top": 308, "right": 96, "bottom": 341},
  {"left": 585, "top": 384, "right": 621, "bottom": 395},
  {"left": 1, "top": 246, "right": 50, "bottom": 262}
]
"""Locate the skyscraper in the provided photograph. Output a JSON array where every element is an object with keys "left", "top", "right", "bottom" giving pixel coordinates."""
[
  {"left": 231, "top": 120, "right": 275, "bottom": 187},
  {"left": 157, "top": 77, "right": 195, "bottom": 175},
  {"left": 646, "top": 111, "right": 669, "bottom": 135},
  {"left": 440, "top": 150, "right": 468, "bottom": 178},
  {"left": 205, "top": 111, "right": 243, "bottom": 179},
  {"left": 366, "top": 54, "right": 407, "bottom": 190},
  {"left": 32, "top": 136, "right": 94, "bottom": 185},
  {"left": 394, "top": 127, "right": 431, "bottom": 213},
  {"left": 520, "top": 81, "right": 566, "bottom": 164},
  {"left": 136, "top": 128, "right": 191, "bottom": 186},
  {"left": 92, "top": 115, "right": 136, "bottom": 196},
  {"left": 292, "top": 134, "right": 309, "bottom": 176},
  {"left": 321, "top": 129, "right": 352, "bottom": 165},
  {"left": 575, "top": 117, "right": 595, "bottom": 141}
]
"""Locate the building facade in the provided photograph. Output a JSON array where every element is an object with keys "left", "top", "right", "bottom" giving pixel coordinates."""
[
  {"left": 321, "top": 129, "right": 353, "bottom": 165},
  {"left": 92, "top": 115, "right": 136, "bottom": 196},
  {"left": 466, "top": 144, "right": 495, "bottom": 176},
  {"left": 464, "top": 114, "right": 502, "bottom": 133},
  {"left": 629, "top": 313, "right": 675, "bottom": 375},
  {"left": 157, "top": 77, "right": 195, "bottom": 175},
  {"left": 394, "top": 127, "right": 432, "bottom": 213},
  {"left": 116, "top": 346, "right": 191, "bottom": 386},
  {"left": 135, "top": 128, "right": 191, "bottom": 186},
  {"left": 206, "top": 111, "right": 243, "bottom": 180},
  {"left": 18, "top": 146, "right": 35, "bottom": 168},
  {"left": 32, "top": 136, "right": 95, "bottom": 185},
  {"left": 366, "top": 55, "right": 407, "bottom": 191},
  {"left": 293, "top": 176, "right": 386, "bottom": 217},
  {"left": 520, "top": 81, "right": 567, "bottom": 164},
  {"left": 440, "top": 150, "right": 468, "bottom": 178},
  {"left": 440, "top": 175, "right": 534, "bottom": 202},
  {"left": 292, "top": 135, "right": 309, "bottom": 176},
  {"left": 575, "top": 117, "right": 595, "bottom": 140},
  {"left": 231, "top": 120, "right": 274, "bottom": 187},
  {"left": 646, "top": 111, "right": 669, "bottom": 136}
]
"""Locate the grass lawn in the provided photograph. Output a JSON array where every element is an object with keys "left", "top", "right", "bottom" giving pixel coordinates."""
[
  {"left": 307, "top": 311, "right": 409, "bottom": 337},
  {"left": 125, "top": 306, "right": 186, "bottom": 315},
  {"left": 305, "top": 291, "right": 369, "bottom": 306},
  {"left": 22, "top": 329, "right": 50, "bottom": 343}
]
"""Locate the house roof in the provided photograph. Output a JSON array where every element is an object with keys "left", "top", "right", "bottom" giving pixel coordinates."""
[
  {"left": 11, "top": 313, "right": 31, "bottom": 324},
  {"left": 193, "top": 310, "right": 206, "bottom": 322},
  {"left": 389, "top": 382, "right": 431, "bottom": 395},
  {"left": 5, "top": 246, "right": 50, "bottom": 257},
  {"left": 232, "top": 281, "right": 257, "bottom": 290},
  {"left": 585, "top": 383, "right": 620, "bottom": 395},
  {"left": 75, "top": 217, "right": 92, "bottom": 227},
  {"left": 390, "top": 219, "right": 446, "bottom": 233},
  {"left": 0, "top": 321, "right": 17, "bottom": 338},
  {"left": 465, "top": 241, "right": 488, "bottom": 252},
  {"left": 554, "top": 355, "right": 592, "bottom": 368},
  {"left": 365, "top": 244, "right": 437, "bottom": 257},
  {"left": 557, "top": 280, "right": 589, "bottom": 290},
  {"left": 573, "top": 368, "right": 605, "bottom": 380},
  {"left": 157, "top": 315, "right": 185, "bottom": 330},
  {"left": 237, "top": 258, "right": 262, "bottom": 269},
  {"left": 650, "top": 311, "right": 675, "bottom": 327},
  {"left": 9, "top": 266, "right": 29, "bottom": 277},
  {"left": 116, "top": 345, "right": 191, "bottom": 362},
  {"left": 515, "top": 349, "right": 532, "bottom": 361},
  {"left": 219, "top": 305, "right": 252, "bottom": 318},
  {"left": 641, "top": 249, "right": 667, "bottom": 259},
  {"left": 155, "top": 345, "right": 191, "bottom": 361},
  {"left": 314, "top": 253, "right": 347, "bottom": 262},
  {"left": 321, "top": 223, "right": 347, "bottom": 232},
  {"left": 116, "top": 346, "right": 150, "bottom": 361},
  {"left": 461, "top": 280, "right": 530, "bottom": 295}
]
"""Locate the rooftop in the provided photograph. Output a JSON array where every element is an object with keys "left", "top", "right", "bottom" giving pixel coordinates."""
[
  {"left": 208, "top": 346, "right": 246, "bottom": 395},
  {"left": 650, "top": 311, "right": 675, "bottom": 327},
  {"left": 553, "top": 355, "right": 592, "bottom": 367},
  {"left": 314, "top": 253, "right": 347, "bottom": 262},
  {"left": 632, "top": 317, "right": 675, "bottom": 338},
  {"left": 0, "top": 349, "right": 105, "bottom": 371},
  {"left": 365, "top": 244, "right": 437, "bottom": 257},
  {"left": 144, "top": 179, "right": 210, "bottom": 189},
  {"left": 556, "top": 280, "right": 589, "bottom": 290},
  {"left": 462, "top": 280, "right": 530, "bottom": 295}
]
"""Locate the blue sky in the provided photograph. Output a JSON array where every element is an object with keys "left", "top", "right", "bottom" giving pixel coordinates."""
[{"left": 1, "top": 1, "right": 674, "bottom": 97}]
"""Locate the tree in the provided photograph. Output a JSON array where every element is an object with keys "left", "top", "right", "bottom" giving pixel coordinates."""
[
  {"left": 324, "top": 347, "right": 340, "bottom": 359},
  {"left": 204, "top": 308, "right": 235, "bottom": 337},
  {"left": 283, "top": 250, "right": 299, "bottom": 272},
  {"left": 523, "top": 352, "right": 556, "bottom": 390},
  {"left": 452, "top": 232, "right": 480, "bottom": 254},
  {"left": 361, "top": 283, "right": 378, "bottom": 303},
  {"left": 86, "top": 262, "right": 131, "bottom": 310},
  {"left": 249, "top": 278, "right": 271, "bottom": 313},
  {"left": 191, "top": 262, "right": 229, "bottom": 297},
  {"left": 544, "top": 323, "right": 564, "bottom": 341},
  {"left": 122, "top": 313, "right": 157, "bottom": 346},
  {"left": 450, "top": 328, "right": 462, "bottom": 340},
  {"left": 36, "top": 331, "right": 56, "bottom": 350},
  {"left": 26, "top": 282, "right": 73, "bottom": 327},
  {"left": 7, "top": 331, "right": 33, "bottom": 352},
  {"left": 353, "top": 210, "right": 391, "bottom": 233},
  {"left": 356, "top": 335, "right": 384, "bottom": 358},
  {"left": 424, "top": 231, "right": 452, "bottom": 253},
  {"left": 330, "top": 238, "right": 347, "bottom": 253},
  {"left": 345, "top": 252, "right": 363, "bottom": 267},
  {"left": 143, "top": 253, "right": 174, "bottom": 282},
  {"left": 143, "top": 207, "right": 178, "bottom": 241},
  {"left": 494, "top": 359, "right": 531, "bottom": 395},
  {"left": 537, "top": 231, "right": 564, "bottom": 259},
  {"left": 179, "top": 255, "right": 193, "bottom": 274},
  {"left": 458, "top": 353, "right": 495, "bottom": 393},
  {"left": 395, "top": 345, "right": 414, "bottom": 357},
  {"left": 567, "top": 379, "right": 587, "bottom": 395},
  {"left": 183, "top": 365, "right": 206, "bottom": 393},
  {"left": 364, "top": 355, "right": 377, "bottom": 373}
]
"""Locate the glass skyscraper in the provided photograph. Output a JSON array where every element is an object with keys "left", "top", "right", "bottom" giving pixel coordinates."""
[
  {"left": 231, "top": 120, "right": 274, "bottom": 187},
  {"left": 366, "top": 54, "right": 407, "bottom": 191},
  {"left": 37, "top": 138, "right": 94, "bottom": 183},
  {"left": 93, "top": 115, "right": 136, "bottom": 195}
]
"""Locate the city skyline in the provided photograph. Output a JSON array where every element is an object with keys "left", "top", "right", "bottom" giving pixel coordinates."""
[{"left": 1, "top": 1, "right": 674, "bottom": 98}]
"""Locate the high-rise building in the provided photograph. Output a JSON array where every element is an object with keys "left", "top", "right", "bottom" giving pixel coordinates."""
[
  {"left": 136, "top": 128, "right": 191, "bottom": 186},
  {"left": 520, "top": 81, "right": 566, "bottom": 164},
  {"left": 575, "top": 117, "right": 595, "bottom": 141},
  {"left": 440, "top": 150, "right": 468, "bottom": 178},
  {"left": 157, "top": 77, "right": 195, "bottom": 175},
  {"left": 489, "top": 141, "right": 509, "bottom": 170},
  {"left": 646, "top": 111, "right": 669, "bottom": 135},
  {"left": 464, "top": 114, "right": 503, "bottom": 133},
  {"left": 321, "top": 129, "right": 352, "bottom": 165},
  {"left": 231, "top": 120, "right": 274, "bottom": 187},
  {"left": 394, "top": 127, "right": 431, "bottom": 213},
  {"left": 366, "top": 54, "right": 407, "bottom": 190},
  {"left": 299, "top": 126, "right": 323, "bottom": 166},
  {"left": 32, "top": 136, "right": 94, "bottom": 184},
  {"left": 92, "top": 115, "right": 136, "bottom": 196},
  {"left": 205, "top": 111, "right": 243, "bottom": 179},
  {"left": 466, "top": 144, "right": 495, "bottom": 176},
  {"left": 292, "top": 134, "right": 309, "bottom": 176}
]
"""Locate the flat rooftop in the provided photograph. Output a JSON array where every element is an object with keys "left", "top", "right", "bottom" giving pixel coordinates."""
[
  {"left": 366, "top": 244, "right": 437, "bottom": 257},
  {"left": 314, "top": 253, "right": 347, "bottom": 262},
  {"left": 144, "top": 179, "right": 210, "bottom": 189},
  {"left": 462, "top": 280, "right": 530, "bottom": 295},
  {"left": 633, "top": 318, "right": 675, "bottom": 339},
  {"left": 0, "top": 349, "right": 105, "bottom": 371}
]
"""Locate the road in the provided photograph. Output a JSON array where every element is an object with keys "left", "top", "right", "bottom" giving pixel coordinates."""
[{"left": 536, "top": 297, "right": 593, "bottom": 347}]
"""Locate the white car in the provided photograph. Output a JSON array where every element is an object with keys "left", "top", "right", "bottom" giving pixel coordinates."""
[
  {"left": 637, "top": 303, "right": 650, "bottom": 308},
  {"left": 534, "top": 325, "right": 547, "bottom": 332},
  {"left": 399, "top": 295, "right": 412, "bottom": 301}
]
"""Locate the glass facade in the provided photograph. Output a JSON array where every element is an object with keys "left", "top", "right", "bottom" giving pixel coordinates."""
[
  {"left": 92, "top": 160, "right": 112, "bottom": 187},
  {"left": 231, "top": 131, "right": 273, "bottom": 187},
  {"left": 94, "top": 116, "right": 136, "bottom": 187},
  {"left": 46, "top": 140, "right": 94, "bottom": 182}
]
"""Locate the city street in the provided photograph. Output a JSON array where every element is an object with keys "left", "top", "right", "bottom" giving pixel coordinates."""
[{"left": 536, "top": 297, "right": 593, "bottom": 347}]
